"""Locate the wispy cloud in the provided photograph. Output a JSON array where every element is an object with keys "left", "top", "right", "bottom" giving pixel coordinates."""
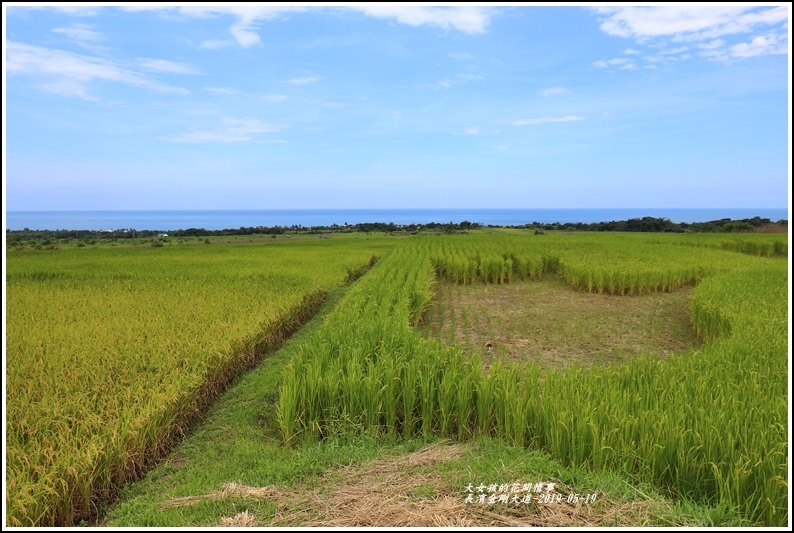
[
  {"left": 539, "top": 86, "right": 570, "bottom": 97},
  {"left": 52, "top": 23, "right": 102, "bottom": 43},
  {"left": 261, "top": 93, "right": 288, "bottom": 102},
  {"left": 449, "top": 52, "right": 476, "bottom": 62},
  {"left": 204, "top": 87, "right": 238, "bottom": 94},
  {"left": 464, "top": 126, "right": 479, "bottom": 135},
  {"left": 730, "top": 33, "right": 788, "bottom": 58},
  {"left": 199, "top": 39, "right": 234, "bottom": 50},
  {"left": 594, "top": 6, "right": 788, "bottom": 40},
  {"left": 430, "top": 78, "right": 452, "bottom": 90},
  {"left": 137, "top": 58, "right": 200, "bottom": 74},
  {"left": 51, "top": 6, "right": 102, "bottom": 17},
  {"left": 126, "top": 5, "right": 305, "bottom": 48},
  {"left": 350, "top": 5, "right": 493, "bottom": 34},
  {"left": 593, "top": 5, "right": 789, "bottom": 63},
  {"left": 591, "top": 6, "right": 788, "bottom": 71},
  {"left": 125, "top": 5, "right": 492, "bottom": 49},
  {"left": 164, "top": 117, "right": 281, "bottom": 143},
  {"left": 643, "top": 46, "right": 691, "bottom": 63},
  {"left": 511, "top": 116, "right": 584, "bottom": 126},
  {"left": 592, "top": 57, "right": 637, "bottom": 71},
  {"left": 284, "top": 76, "right": 320, "bottom": 85},
  {"left": 696, "top": 33, "right": 787, "bottom": 62},
  {"left": 6, "top": 42, "right": 189, "bottom": 100}
]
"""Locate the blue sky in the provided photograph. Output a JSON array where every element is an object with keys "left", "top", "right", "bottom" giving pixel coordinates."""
[{"left": 3, "top": 4, "right": 791, "bottom": 210}]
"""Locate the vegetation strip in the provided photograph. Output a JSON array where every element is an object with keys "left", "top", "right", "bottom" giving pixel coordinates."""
[
  {"left": 144, "top": 439, "right": 710, "bottom": 527},
  {"left": 7, "top": 215, "right": 786, "bottom": 251}
]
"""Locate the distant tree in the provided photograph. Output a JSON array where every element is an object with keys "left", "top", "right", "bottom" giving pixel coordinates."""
[{"left": 722, "top": 222, "right": 755, "bottom": 233}]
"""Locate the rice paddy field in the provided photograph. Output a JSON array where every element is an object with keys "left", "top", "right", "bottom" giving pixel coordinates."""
[
  {"left": 275, "top": 231, "right": 789, "bottom": 526},
  {"left": 4, "top": 234, "right": 395, "bottom": 526},
  {"left": 4, "top": 229, "right": 790, "bottom": 527}
]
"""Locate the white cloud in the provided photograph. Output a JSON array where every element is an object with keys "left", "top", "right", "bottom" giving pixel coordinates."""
[
  {"left": 594, "top": 5, "right": 789, "bottom": 47},
  {"left": 137, "top": 58, "right": 199, "bottom": 75},
  {"left": 511, "top": 116, "right": 584, "bottom": 126},
  {"left": 199, "top": 39, "right": 233, "bottom": 50},
  {"left": 643, "top": 46, "right": 692, "bottom": 64},
  {"left": 52, "top": 23, "right": 102, "bottom": 42},
  {"left": 36, "top": 79, "right": 98, "bottom": 101},
  {"left": 164, "top": 117, "right": 281, "bottom": 143},
  {"left": 431, "top": 78, "right": 452, "bottom": 90},
  {"left": 51, "top": 6, "right": 101, "bottom": 17},
  {"left": 730, "top": 33, "right": 788, "bottom": 58},
  {"left": 697, "top": 32, "right": 787, "bottom": 62},
  {"left": 125, "top": 5, "right": 305, "bottom": 47},
  {"left": 230, "top": 21, "right": 262, "bottom": 47},
  {"left": 6, "top": 42, "right": 189, "bottom": 100},
  {"left": 128, "top": 5, "right": 491, "bottom": 49},
  {"left": 284, "top": 76, "right": 321, "bottom": 85},
  {"left": 449, "top": 52, "right": 476, "bottom": 62},
  {"left": 539, "top": 86, "right": 569, "bottom": 97},
  {"left": 592, "top": 57, "right": 637, "bottom": 70},
  {"left": 350, "top": 5, "right": 492, "bottom": 34},
  {"left": 204, "top": 87, "right": 238, "bottom": 94},
  {"left": 659, "top": 46, "right": 689, "bottom": 56},
  {"left": 464, "top": 126, "right": 479, "bottom": 135},
  {"left": 262, "top": 93, "right": 288, "bottom": 102},
  {"left": 699, "top": 39, "right": 726, "bottom": 50},
  {"left": 592, "top": 6, "right": 788, "bottom": 69}
]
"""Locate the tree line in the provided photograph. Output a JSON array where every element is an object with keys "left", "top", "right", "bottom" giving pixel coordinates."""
[
  {"left": 511, "top": 216, "right": 786, "bottom": 233},
  {"left": 5, "top": 216, "right": 787, "bottom": 245}
]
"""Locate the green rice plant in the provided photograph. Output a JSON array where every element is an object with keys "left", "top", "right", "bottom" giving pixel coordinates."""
[
  {"left": 381, "top": 355, "right": 401, "bottom": 439},
  {"left": 503, "top": 255, "right": 514, "bottom": 283},
  {"left": 475, "top": 362, "right": 501, "bottom": 436},
  {"left": 437, "top": 354, "right": 460, "bottom": 438},
  {"left": 401, "top": 359, "right": 419, "bottom": 440},
  {"left": 497, "top": 364, "right": 527, "bottom": 446},
  {"left": 455, "top": 373, "right": 475, "bottom": 441},
  {"left": 418, "top": 352, "right": 438, "bottom": 437},
  {"left": 362, "top": 359, "right": 383, "bottom": 433}
]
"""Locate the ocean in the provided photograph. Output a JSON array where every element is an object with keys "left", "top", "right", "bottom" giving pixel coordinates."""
[{"left": 4, "top": 208, "right": 790, "bottom": 232}]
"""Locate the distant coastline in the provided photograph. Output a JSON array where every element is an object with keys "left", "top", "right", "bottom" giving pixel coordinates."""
[{"left": 5, "top": 208, "right": 789, "bottom": 232}]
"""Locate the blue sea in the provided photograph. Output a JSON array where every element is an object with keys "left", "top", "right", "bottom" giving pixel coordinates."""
[{"left": 5, "top": 208, "right": 790, "bottom": 232}]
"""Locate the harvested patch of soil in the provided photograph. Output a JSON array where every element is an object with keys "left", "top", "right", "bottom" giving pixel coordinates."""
[
  {"left": 423, "top": 277, "right": 700, "bottom": 369},
  {"left": 159, "top": 442, "right": 671, "bottom": 527}
]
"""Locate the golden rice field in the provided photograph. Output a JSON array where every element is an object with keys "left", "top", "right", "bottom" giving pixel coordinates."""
[{"left": 5, "top": 236, "right": 395, "bottom": 526}]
